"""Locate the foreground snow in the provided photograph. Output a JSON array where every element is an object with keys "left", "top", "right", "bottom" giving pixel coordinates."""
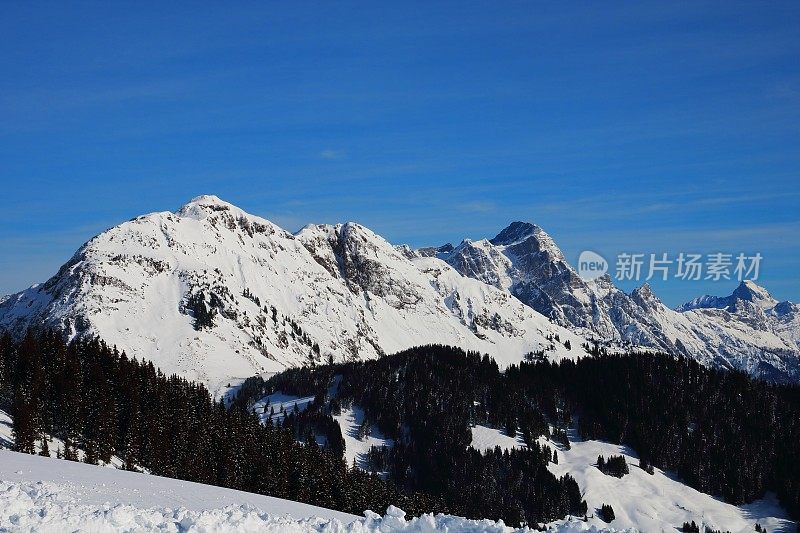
[
  {"left": 470, "top": 425, "right": 796, "bottom": 532},
  {"left": 0, "top": 451, "right": 623, "bottom": 532},
  {"left": 0, "top": 450, "right": 355, "bottom": 522}
]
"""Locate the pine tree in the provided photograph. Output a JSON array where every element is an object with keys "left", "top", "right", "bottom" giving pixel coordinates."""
[
  {"left": 600, "top": 503, "right": 615, "bottom": 523},
  {"left": 38, "top": 436, "right": 50, "bottom": 457},
  {"left": 357, "top": 418, "right": 370, "bottom": 441}
]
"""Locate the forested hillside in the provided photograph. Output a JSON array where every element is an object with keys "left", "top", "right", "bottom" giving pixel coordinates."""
[
  {"left": 238, "top": 345, "right": 800, "bottom": 523},
  {"left": 2, "top": 330, "right": 798, "bottom": 528},
  {"left": 0, "top": 331, "right": 444, "bottom": 518},
  {"left": 510, "top": 349, "right": 800, "bottom": 514}
]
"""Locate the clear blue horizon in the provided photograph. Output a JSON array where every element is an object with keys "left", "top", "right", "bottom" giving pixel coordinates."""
[{"left": 1, "top": 2, "right": 798, "bottom": 306}]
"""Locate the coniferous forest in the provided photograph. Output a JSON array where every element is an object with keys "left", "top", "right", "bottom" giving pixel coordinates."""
[
  {"left": 2, "top": 331, "right": 800, "bottom": 527},
  {"left": 238, "top": 345, "right": 800, "bottom": 523},
  {"left": 0, "top": 330, "right": 443, "bottom": 518}
]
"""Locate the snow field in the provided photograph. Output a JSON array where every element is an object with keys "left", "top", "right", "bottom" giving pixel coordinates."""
[{"left": 468, "top": 425, "right": 795, "bottom": 533}]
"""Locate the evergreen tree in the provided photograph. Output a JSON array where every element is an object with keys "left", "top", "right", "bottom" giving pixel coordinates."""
[{"left": 600, "top": 503, "right": 615, "bottom": 523}]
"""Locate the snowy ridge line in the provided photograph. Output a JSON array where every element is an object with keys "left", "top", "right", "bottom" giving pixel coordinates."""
[{"left": 424, "top": 221, "right": 800, "bottom": 382}]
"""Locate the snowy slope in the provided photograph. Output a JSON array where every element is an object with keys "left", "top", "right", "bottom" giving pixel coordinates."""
[
  {"left": 427, "top": 222, "right": 800, "bottom": 382},
  {"left": 0, "top": 196, "right": 585, "bottom": 388},
  {"left": 469, "top": 426, "right": 796, "bottom": 533},
  {"left": 0, "top": 450, "right": 356, "bottom": 522},
  {"left": 332, "top": 405, "right": 394, "bottom": 471},
  {"left": 0, "top": 451, "right": 617, "bottom": 532},
  {"left": 253, "top": 392, "right": 316, "bottom": 423}
]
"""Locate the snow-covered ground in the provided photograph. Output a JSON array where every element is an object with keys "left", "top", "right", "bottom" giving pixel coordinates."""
[
  {"left": 0, "top": 450, "right": 615, "bottom": 532},
  {"left": 0, "top": 450, "right": 355, "bottom": 521},
  {"left": 469, "top": 425, "right": 796, "bottom": 532},
  {"left": 470, "top": 424, "right": 526, "bottom": 453},
  {"left": 251, "top": 391, "right": 395, "bottom": 474},
  {"left": 332, "top": 405, "right": 394, "bottom": 471},
  {"left": 253, "top": 392, "right": 316, "bottom": 423}
]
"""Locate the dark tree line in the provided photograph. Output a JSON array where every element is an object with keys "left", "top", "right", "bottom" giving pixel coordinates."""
[{"left": 0, "top": 330, "right": 444, "bottom": 517}]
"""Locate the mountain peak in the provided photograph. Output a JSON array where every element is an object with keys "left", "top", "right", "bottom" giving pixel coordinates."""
[
  {"left": 488, "top": 222, "right": 566, "bottom": 264},
  {"left": 732, "top": 280, "right": 777, "bottom": 308},
  {"left": 631, "top": 282, "right": 662, "bottom": 307},
  {"left": 179, "top": 194, "right": 237, "bottom": 210},
  {"left": 678, "top": 280, "right": 779, "bottom": 313},
  {"left": 188, "top": 194, "right": 227, "bottom": 205},
  {"left": 734, "top": 280, "right": 772, "bottom": 299},
  {"left": 489, "top": 222, "right": 539, "bottom": 246},
  {"left": 176, "top": 195, "right": 243, "bottom": 220}
]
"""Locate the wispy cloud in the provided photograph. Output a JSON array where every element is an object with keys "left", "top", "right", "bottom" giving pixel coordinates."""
[
  {"left": 458, "top": 201, "right": 496, "bottom": 213},
  {"left": 319, "top": 149, "right": 344, "bottom": 160}
]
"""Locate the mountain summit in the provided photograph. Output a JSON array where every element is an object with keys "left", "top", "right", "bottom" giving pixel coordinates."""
[{"left": 678, "top": 280, "right": 780, "bottom": 313}]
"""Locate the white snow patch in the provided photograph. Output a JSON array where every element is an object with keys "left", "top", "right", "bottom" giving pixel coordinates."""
[
  {"left": 470, "top": 424, "right": 526, "bottom": 452},
  {"left": 333, "top": 405, "right": 394, "bottom": 471},
  {"left": 543, "top": 431, "right": 795, "bottom": 533},
  {"left": 253, "top": 392, "right": 316, "bottom": 423}
]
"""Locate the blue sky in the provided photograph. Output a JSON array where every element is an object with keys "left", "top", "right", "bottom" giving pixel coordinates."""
[{"left": 1, "top": 2, "right": 798, "bottom": 306}]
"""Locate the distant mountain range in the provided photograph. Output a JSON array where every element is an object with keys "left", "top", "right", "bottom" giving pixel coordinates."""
[
  {"left": 1, "top": 195, "right": 798, "bottom": 385},
  {"left": 412, "top": 221, "right": 800, "bottom": 382}
]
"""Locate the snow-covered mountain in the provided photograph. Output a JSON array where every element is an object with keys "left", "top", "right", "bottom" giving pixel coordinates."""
[
  {"left": 420, "top": 222, "right": 800, "bottom": 382},
  {"left": 678, "top": 279, "right": 779, "bottom": 313},
  {"left": 0, "top": 197, "right": 797, "bottom": 385},
  {"left": 0, "top": 196, "right": 582, "bottom": 388}
]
